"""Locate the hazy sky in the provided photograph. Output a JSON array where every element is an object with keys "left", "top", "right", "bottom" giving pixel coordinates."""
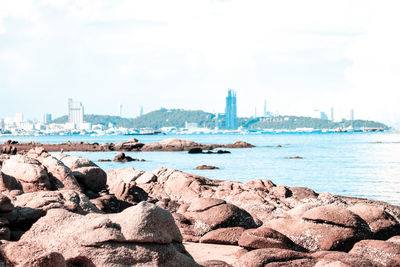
[{"left": 1, "top": 0, "right": 400, "bottom": 127}]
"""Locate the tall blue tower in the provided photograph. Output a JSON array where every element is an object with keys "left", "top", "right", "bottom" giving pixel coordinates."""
[{"left": 225, "top": 89, "right": 237, "bottom": 129}]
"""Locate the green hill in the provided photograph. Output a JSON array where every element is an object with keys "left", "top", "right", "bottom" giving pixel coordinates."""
[
  {"left": 248, "top": 116, "right": 388, "bottom": 130},
  {"left": 51, "top": 109, "right": 389, "bottom": 130},
  {"left": 51, "top": 109, "right": 216, "bottom": 129}
]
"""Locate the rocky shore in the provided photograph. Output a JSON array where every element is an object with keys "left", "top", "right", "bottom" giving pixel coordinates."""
[
  {"left": 1, "top": 147, "right": 400, "bottom": 266},
  {"left": 0, "top": 138, "right": 255, "bottom": 154}
]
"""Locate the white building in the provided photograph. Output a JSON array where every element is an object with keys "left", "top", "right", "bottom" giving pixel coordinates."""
[{"left": 68, "top": 98, "right": 84, "bottom": 128}]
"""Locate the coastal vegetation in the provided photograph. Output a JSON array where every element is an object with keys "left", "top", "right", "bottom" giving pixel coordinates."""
[{"left": 51, "top": 108, "right": 389, "bottom": 130}]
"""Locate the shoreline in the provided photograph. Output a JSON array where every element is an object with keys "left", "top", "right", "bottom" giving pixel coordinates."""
[
  {"left": 0, "top": 138, "right": 255, "bottom": 153},
  {"left": 1, "top": 146, "right": 400, "bottom": 265}
]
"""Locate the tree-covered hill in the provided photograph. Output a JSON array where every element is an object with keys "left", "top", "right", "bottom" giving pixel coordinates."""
[
  {"left": 51, "top": 109, "right": 389, "bottom": 130},
  {"left": 248, "top": 116, "right": 388, "bottom": 130}
]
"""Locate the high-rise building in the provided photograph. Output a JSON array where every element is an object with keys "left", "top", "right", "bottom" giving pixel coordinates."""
[
  {"left": 350, "top": 109, "right": 354, "bottom": 121},
  {"left": 15, "top": 113, "right": 24, "bottom": 123},
  {"left": 119, "top": 104, "right": 123, "bottom": 117},
  {"left": 0, "top": 118, "right": 4, "bottom": 130},
  {"left": 225, "top": 89, "right": 237, "bottom": 130},
  {"left": 330, "top": 107, "right": 334, "bottom": 121},
  {"left": 68, "top": 98, "right": 84, "bottom": 126},
  {"left": 320, "top": 111, "right": 328, "bottom": 120},
  {"left": 263, "top": 99, "right": 267, "bottom": 116},
  {"left": 43, "top": 113, "right": 52, "bottom": 124},
  {"left": 138, "top": 106, "right": 144, "bottom": 117}
]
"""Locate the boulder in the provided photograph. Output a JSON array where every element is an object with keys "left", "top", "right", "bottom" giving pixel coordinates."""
[
  {"left": 41, "top": 156, "right": 82, "bottom": 191},
  {"left": 25, "top": 146, "right": 51, "bottom": 161},
  {"left": 0, "top": 193, "right": 14, "bottom": 212},
  {"left": 224, "top": 141, "right": 255, "bottom": 148},
  {"left": 8, "top": 190, "right": 101, "bottom": 232},
  {"left": 196, "top": 165, "right": 220, "bottom": 170},
  {"left": 1, "top": 202, "right": 199, "bottom": 266},
  {"left": 106, "top": 168, "right": 145, "bottom": 190},
  {"left": 113, "top": 152, "right": 135, "bottom": 162},
  {"left": 141, "top": 138, "right": 201, "bottom": 151},
  {"left": 188, "top": 148, "right": 203, "bottom": 154},
  {"left": 238, "top": 227, "right": 296, "bottom": 250},
  {"left": 264, "top": 205, "right": 371, "bottom": 251},
  {"left": 135, "top": 171, "right": 157, "bottom": 184},
  {"left": 1, "top": 155, "right": 51, "bottom": 192},
  {"left": 184, "top": 198, "right": 257, "bottom": 236},
  {"left": 109, "top": 180, "right": 149, "bottom": 204},
  {"left": 56, "top": 154, "right": 106, "bottom": 192},
  {"left": 113, "top": 140, "right": 144, "bottom": 151},
  {"left": 233, "top": 248, "right": 309, "bottom": 267},
  {"left": 348, "top": 203, "right": 400, "bottom": 239},
  {"left": 0, "top": 171, "right": 22, "bottom": 194},
  {"left": 349, "top": 239, "right": 400, "bottom": 266},
  {"left": 200, "top": 227, "right": 245, "bottom": 245},
  {"left": 90, "top": 194, "right": 132, "bottom": 213}
]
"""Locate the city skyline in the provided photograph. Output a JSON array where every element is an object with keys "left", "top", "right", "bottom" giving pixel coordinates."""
[{"left": 1, "top": 1, "right": 400, "bottom": 127}]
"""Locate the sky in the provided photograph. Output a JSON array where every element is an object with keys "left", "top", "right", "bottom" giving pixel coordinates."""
[{"left": 1, "top": 0, "right": 400, "bottom": 127}]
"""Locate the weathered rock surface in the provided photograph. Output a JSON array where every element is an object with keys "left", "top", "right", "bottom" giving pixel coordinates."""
[
  {"left": 200, "top": 227, "right": 245, "bottom": 245},
  {"left": 238, "top": 227, "right": 297, "bottom": 250},
  {"left": 1, "top": 202, "right": 199, "bottom": 266},
  {"left": 56, "top": 154, "right": 106, "bottom": 193},
  {"left": 196, "top": 165, "right": 220, "bottom": 170},
  {"left": 1, "top": 155, "right": 51, "bottom": 192}
]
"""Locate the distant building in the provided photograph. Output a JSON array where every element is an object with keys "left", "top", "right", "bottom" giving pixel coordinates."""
[
  {"left": 214, "top": 113, "right": 223, "bottom": 129},
  {"left": 254, "top": 107, "right": 257, "bottom": 118},
  {"left": 263, "top": 99, "right": 267, "bottom": 116},
  {"left": 225, "top": 89, "right": 237, "bottom": 130},
  {"left": 0, "top": 118, "right": 4, "bottom": 130},
  {"left": 330, "top": 107, "right": 334, "bottom": 121},
  {"left": 15, "top": 113, "right": 24, "bottom": 123},
  {"left": 68, "top": 98, "right": 84, "bottom": 128},
  {"left": 320, "top": 111, "right": 328, "bottom": 120},
  {"left": 350, "top": 109, "right": 354, "bottom": 121},
  {"left": 119, "top": 104, "right": 123, "bottom": 117},
  {"left": 185, "top": 122, "right": 198, "bottom": 129},
  {"left": 43, "top": 113, "right": 52, "bottom": 124},
  {"left": 138, "top": 106, "right": 144, "bottom": 117}
]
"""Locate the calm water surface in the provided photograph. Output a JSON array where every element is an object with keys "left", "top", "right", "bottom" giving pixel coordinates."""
[{"left": 2, "top": 132, "right": 400, "bottom": 205}]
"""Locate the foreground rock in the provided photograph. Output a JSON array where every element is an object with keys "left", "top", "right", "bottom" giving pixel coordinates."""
[{"left": 1, "top": 202, "right": 199, "bottom": 266}]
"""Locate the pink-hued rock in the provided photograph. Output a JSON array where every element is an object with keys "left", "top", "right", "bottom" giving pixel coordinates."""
[
  {"left": 56, "top": 154, "right": 106, "bottom": 192},
  {"left": 142, "top": 138, "right": 202, "bottom": 151},
  {"left": 301, "top": 205, "right": 362, "bottom": 228},
  {"left": 238, "top": 227, "right": 295, "bottom": 250},
  {"left": 25, "top": 146, "right": 51, "bottom": 161},
  {"left": 234, "top": 248, "right": 310, "bottom": 267},
  {"left": 200, "top": 227, "right": 245, "bottom": 245},
  {"left": 41, "top": 156, "right": 82, "bottom": 191},
  {"left": 1, "top": 155, "right": 51, "bottom": 192},
  {"left": 348, "top": 203, "right": 400, "bottom": 239},
  {"left": 7, "top": 190, "right": 101, "bottom": 233},
  {"left": 349, "top": 239, "right": 400, "bottom": 265},
  {"left": 1, "top": 202, "right": 198, "bottom": 266},
  {"left": 183, "top": 199, "right": 257, "bottom": 236},
  {"left": 263, "top": 205, "right": 371, "bottom": 252},
  {"left": 224, "top": 141, "right": 255, "bottom": 148},
  {"left": 312, "top": 251, "right": 383, "bottom": 267},
  {"left": 0, "top": 193, "right": 14, "bottom": 212},
  {"left": 0, "top": 171, "right": 22, "bottom": 193}
]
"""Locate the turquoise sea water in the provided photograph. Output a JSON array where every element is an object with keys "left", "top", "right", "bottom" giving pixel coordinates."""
[{"left": 1, "top": 132, "right": 400, "bottom": 205}]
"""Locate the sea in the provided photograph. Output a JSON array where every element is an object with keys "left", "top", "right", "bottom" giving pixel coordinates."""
[{"left": 1, "top": 132, "right": 400, "bottom": 205}]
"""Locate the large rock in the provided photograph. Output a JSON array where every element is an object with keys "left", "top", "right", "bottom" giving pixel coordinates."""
[
  {"left": 348, "top": 203, "right": 400, "bottom": 239},
  {"left": 183, "top": 198, "right": 257, "bottom": 236},
  {"left": 264, "top": 205, "right": 371, "bottom": 251},
  {"left": 199, "top": 227, "right": 245, "bottom": 245},
  {"left": 7, "top": 190, "right": 100, "bottom": 232},
  {"left": 233, "top": 248, "right": 310, "bottom": 267},
  {"left": 1, "top": 155, "right": 51, "bottom": 192},
  {"left": 41, "top": 156, "right": 82, "bottom": 191},
  {"left": 0, "top": 171, "right": 22, "bottom": 193},
  {"left": 56, "top": 154, "right": 106, "bottom": 192},
  {"left": 141, "top": 138, "right": 202, "bottom": 151},
  {"left": 1, "top": 202, "right": 199, "bottom": 266},
  {"left": 349, "top": 239, "right": 400, "bottom": 266},
  {"left": 238, "top": 227, "right": 296, "bottom": 250}
]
